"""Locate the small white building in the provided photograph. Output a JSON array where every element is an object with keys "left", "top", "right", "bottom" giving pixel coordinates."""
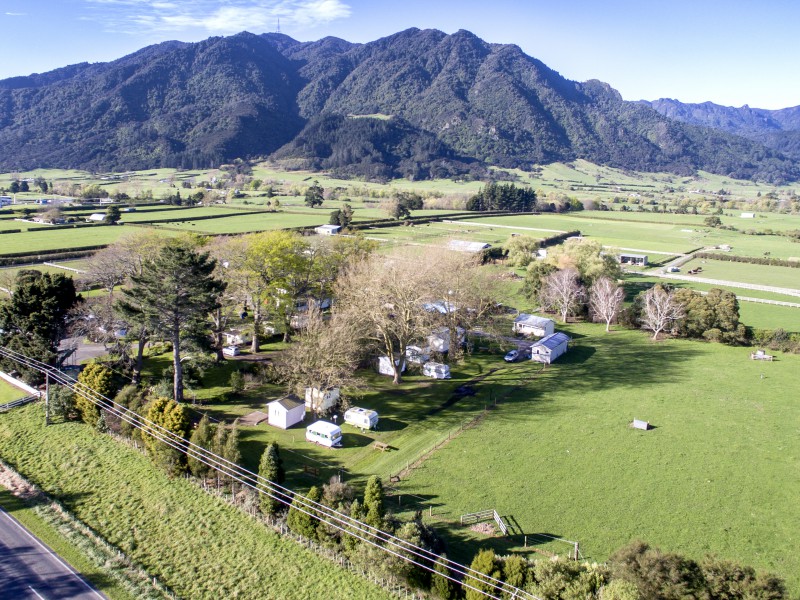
[
  {"left": 223, "top": 329, "right": 250, "bottom": 346},
  {"left": 422, "top": 361, "right": 451, "bottom": 379},
  {"left": 344, "top": 407, "right": 379, "bottom": 430},
  {"left": 512, "top": 314, "right": 555, "bottom": 338},
  {"left": 377, "top": 356, "right": 406, "bottom": 376},
  {"left": 428, "top": 327, "right": 465, "bottom": 353},
  {"left": 447, "top": 240, "right": 491, "bottom": 253},
  {"left": 267, "top": 394, "right": 306, "bottom": 429},
  {"left": 740, "top": 212, "right": 755, "bottom": 219},
  {"left": 87, "top": 213, "right": 106, "bottom": 222},
  {"left": 406, "top": 345, "right": 431, "bottom": 365},
  {"left": 315, "top": 224, "right": 342, "bottom": 235},
  {"left": 619, "top": 253, "right": 648, "bottom": 266},
  {"left": 530, "top": 332, "right": 570, "bottom": 364},
  {"left": 304, "top": 387, "right": 340, "bottom": 413}
]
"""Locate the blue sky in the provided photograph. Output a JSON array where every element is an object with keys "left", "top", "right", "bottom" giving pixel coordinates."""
[{"left": 1, "top": 0, "right": 798, "bottom": 109}]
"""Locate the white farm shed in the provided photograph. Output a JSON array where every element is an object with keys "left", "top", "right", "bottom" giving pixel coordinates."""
[
  {"left": 315, "top": 224, "right": 342, "bottom": 235},
  {"left": 512, "top": 314, "right": 555, "bottom": 337},
  {"left": 428, "top": 327, "right": 465, "bottom": 353},
  {"left": 740, "top": 212, "right": 755, "bottom": 219},
  {"left": 223, "top": 329, "right": 250, "bottom": 346},
  {"left": 87, "top": 213, "right": 106, "bottom": 222},
  {"left": 447, "top": 240, "right": 491, "bottom": 253},
  {"left": 530, "top": 332, "right": 570, "bottom": 364},
  {"left": 377, "top": 356, "right": 406, "bottom": 376},
  {"left": 305, "top": 387, "right": 340, "bottom": 413},
  {"left": 267, "top": 394, "right": 306, "bottom": 429},
  {"left": 423, "top": 362, "right": 451, "bottom": 379}
]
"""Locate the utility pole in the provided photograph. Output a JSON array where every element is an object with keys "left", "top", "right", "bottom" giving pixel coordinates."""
[{"left": 45, "top": 372, "right": 50, "bottom": 426}]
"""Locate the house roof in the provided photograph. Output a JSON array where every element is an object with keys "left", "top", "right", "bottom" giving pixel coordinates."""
[
  {"left": 619, "top": 253, "right": 647, "bottom": 259},
  {"left": 514, "top": 313, "right": 553, "bottom": 327},
  {"left": 447, "top": 240, "right": 491, "bottom": 253},
  {"left": 532, "top": 332, "right": 570, "bottom": 351},
  {"left": 422, "top": 301, "right": 456, "bottom": 314},
  {"left": 269, "top": 394, "right": 304, "bottom": 411}
]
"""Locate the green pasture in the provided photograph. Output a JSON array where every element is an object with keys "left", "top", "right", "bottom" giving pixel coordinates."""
[
  {"left": 682, "top": 258, "right": 800, "bottom": 290},
  {"left": 737, "top": 302, "right": 800, "bottom": 331},
  {"left": 0, "top": 379, "right": 24, "bottom": 403},
  {"left": 391, "top": 324, "right": 800, "bottom": 591},
  {"left": 146, "top": 212, "right": 331, "bottom": 234},
  {"left": 0, "top": 404, "right": 390, "bottom": 600},
  {"left": 361, "top": 221, "right": 548, "bottom": 248},
  {"left": 0, "top": 226, "right": 167, "bottom": 255}
]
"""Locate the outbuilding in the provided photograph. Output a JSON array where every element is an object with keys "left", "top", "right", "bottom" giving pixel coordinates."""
[
  {"left": 529, "top": 332, "right": 570, "bottom": 364},
  {"left": 315, "top": 224, "right": 342, "bottom": 235},
  {"left": 267, "top": 394, "right": 306, "bottom": 429},
  {"left": 377, "top": 356, "right": 406, "bottom": 376},
  {"left": 428, "top": 327, "right": 465, "bottom": 353},
  {"left": 619, "top": 253, "right": 648, "bottom": 266},
  {"left": 447, "top": 240, "right": 491, "bottom": 253},
  {"left": 512, "top": 314, "right": 555, "bottom": 337},
  {"left": 87, "top": 213, "right": 106, "bottom": 222},
  {"left": 406, "top": 345, "right": 431, "bottom": 365},
  {"left": 304, "top": 387, "right": 340, "bottom": 413},
  {"left": 423, "top": 362, "right": 451, "bottom": 379},
  {"left": 223, "top": 329, "right": 250, "bottom": 346}
]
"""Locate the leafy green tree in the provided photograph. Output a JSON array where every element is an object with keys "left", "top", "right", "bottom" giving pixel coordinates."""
[
  {"left": 464, "top": 549, "right": 501, "bottom": 600},
  {"left": 700, "top": 556, "right": 785, "bottom": 600},
  {"left": 287, "top": 486, "right": 322, "bottom": 539},
  {"left": 304, "top": 180, "right": 324, "bottom": 207},
  {"left": 329, "top": 203, "right": 355, "bottom": 228},
  {"left": 258, "top": 442, "right": 286, "bottom": 516},
  {"left": 704, "top": 215, "right": 723, "bottom": 227},
  {"left": 144, "top": 396, "right": 190, "bottom": 475},
  {"left": 504, "top": 235, "right": 540, "bottom": 267},
  {"left": 223, "top": 422, "right": 242, "bottom": 468},
  {"left": 76, "top": 362, "right": 115, "bottom": 426},
  {"left": 104, "top": 205, "right": 121, "bottom": 224},
  {"left": 48, "top": 385, "right": 75, "bottom": 422},
  {"left": 599, "top": 579, "right": 641, "bottom": 600},
  {"left": 96, "top": 410, "right": 109, "bottom": 433},
  {"left": 118, "top": 238, "right": 225, "bottom": 401},
  {"left": 363, "top": 475, "right": 385, "bottom": 528},
  {"left": 431, "top": 554, "right": 456, "bottom": 600},
  {"left": 20, "top": 181, "right": 29, "bottom": 192},
  {"left": 501, "top": 555, "right": 529, "bottom": 597},
  {"left": 188, "top": 414, "right": 214, "bottom": 478},
  {"left": 0, "top": 271, "right": 79, "bottom": 382},
  {"left": 610, "top": 540, "right": 705, "bottom": 600},
  {"left": 114, "top": 384, "right": 147, "bottom": 440},
  {"left": 466, "top": 182, "right": 536, "bottom": 212},
  {"left": 9, "top": 180, "right": 20, "bottom": 193},
  {"left": 523, "top": 261, "right": 557, "bottom": 305}
]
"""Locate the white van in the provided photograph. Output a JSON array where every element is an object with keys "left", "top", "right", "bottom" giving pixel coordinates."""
[
  {"left": 306, "top": 420, "right": 343, "bottom": 448},
  {"left": 344, "top": 407, "right": 379, "bottom": 430}
]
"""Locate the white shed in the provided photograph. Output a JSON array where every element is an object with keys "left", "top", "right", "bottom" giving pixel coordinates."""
[
  {"left": 223, "top": 329, "right": 250, "bottom": 346},
  {"left": 377, "top": 356, "right": 406, "bottom": 376},
  {"left": 315, "top": 224, "right": 342, "bottom": 235},
  {"left": 740, "top": 212, "right": 755, "bottom": 219},
  {"left": 428, "top": 327, "right": 465, "bottom": 353},
  {"left": 512, "top": 314, "right": 555, "bottom": 337},
  {"left": 530, "top": 332, "right": 570, "bottom": 364},
  {"left": 267, "top": 394, "right": 306, "bottom": 429},
  {"left": 423, "top": 362, "right": 451, "bottom": 379},
  {"left": 87, "top": 213, "right": 106, "bottom": 222},
  {"left": 447, "top": 240, "right": 491, "bottom": 253},
  {"left": 304, "top": 387, "right": 340, "bottom": 412}
]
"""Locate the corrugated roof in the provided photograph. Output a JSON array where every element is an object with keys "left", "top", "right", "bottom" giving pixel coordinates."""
[
  {"left": 270, "top": 394, "right": 304, "bottom": 411},
  {"left": 514, "top": 313, "right": 553, "bottom": 327},
  {"left": 533, "top": 332, "right": 570, "bottom": 351},
  {"left": 447, "top": 240, "right": 491, "bottom": 253}
]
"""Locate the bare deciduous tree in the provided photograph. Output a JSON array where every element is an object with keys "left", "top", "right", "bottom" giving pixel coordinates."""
[
  {"left": 642, "top": 285, "right": 685, "bottom": 340},
  {"left": 589, "top": 276, "right": 625, "bottom": 332},
  {"left": 335, "top": 250, "right": 438, "bottom": 384},
  {"left": 541, "top": 268, "right": 586, "bottom": 323}
]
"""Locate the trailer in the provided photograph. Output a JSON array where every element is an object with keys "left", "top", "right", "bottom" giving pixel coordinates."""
[
  {"left": 305, "top": 420, "right": 343, "bottom": 448},
  {"left": 422, "top": 361, "right": 451, "bottom": 379},
  {"left": 344, "top": 407, "right": 379, "bottom": 430}
]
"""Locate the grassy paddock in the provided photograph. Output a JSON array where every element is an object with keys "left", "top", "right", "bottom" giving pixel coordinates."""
[
  {"left": 0, "top": 405, "right": 389, "bottom": 600},
  {"left": 392, "top": 324, "right": 800, "bottom": 592},
  {"left": 0, "top": 379, "right": 25, "bottom": 403}
]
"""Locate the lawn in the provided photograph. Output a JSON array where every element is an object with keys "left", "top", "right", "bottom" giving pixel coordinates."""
[
  {"left": 682, "top": 258, "right": 800, "bottom": 291},
  {"left": 146, "top": 211, "right": 333, "bottom": 234},
  {"left": 392, "top": 325, "right": 800, "bottom": 592},
  {"left": 0, "top": 379, "right": 24, "bottom": 403},
  {"left": 0, "top": 225, "right": 172, "bottom": 255},
  {"left": 0, "top": 404, "right": 390, "bottom": 600}
]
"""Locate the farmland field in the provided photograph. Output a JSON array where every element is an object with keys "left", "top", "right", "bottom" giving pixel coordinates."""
[
  {"left": 0, "top": 225, "right": 169, "bottom": 255},
  {"left": 681, "top": 258, "right": 800, "bottom": 291},
  {"left": 0, "top": 404, "right": 390, "bottom": 600},
  {"left": 0, "top": 379, "right": 24, "bottom": 403},
  {"left": 146, "top": 211, "right": 335, "bottom": 234},
  {"left": 391, "top": 325, "right": 800, "bottom": 591}
]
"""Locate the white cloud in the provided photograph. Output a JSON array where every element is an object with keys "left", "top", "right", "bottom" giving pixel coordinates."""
[
  {"left": 84, "top": 0, "right": 351, "bottom": 34},
  {"left": 5, "top": 12, "right": 27, "bottom": 16}
]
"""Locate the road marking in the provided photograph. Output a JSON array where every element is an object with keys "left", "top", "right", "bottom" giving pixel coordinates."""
[
  {"left": 0, "top": 506, "right": 105, "bottom": 599},
  {"left": 28, "top": 585, "right": 46, "bottom": 599}
]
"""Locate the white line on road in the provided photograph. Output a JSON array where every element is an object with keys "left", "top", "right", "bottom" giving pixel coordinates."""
[
  {"left": 28, "top": 585, "right": 46, "bottom": 599},
  {"left": 0, "top": 506, "right": 105, "bottom": 599}
]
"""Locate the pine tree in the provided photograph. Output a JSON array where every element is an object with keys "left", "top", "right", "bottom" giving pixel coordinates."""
[
  {"left": 363, "top": 475, "right": 385, "bottom": 528},
  {"left": 223, "top": 423, "right": 242, "bottom": 469},
  {"left": 95, "top": 410, "right": 109, "bottom": 434},
  {"left": 287, "top": 486, "right": 322, "bottom": 539},
  {"left": 464, "top": 549, "right": 501, "bottom": 600},
  {"left": 76, "top": 362, "right": 115, "bottom": 427},
  {"left": 257, "top": 442, "right": 285, "bottom": 516},
  {"left": 144, "top": 396, "right": 190, "bottom": 475},
  {"left": 188, "top": 414, "right": 214, "bottom": 478},
  {"left": 432, "top": 554, "right": 456, "bottom": 600}
]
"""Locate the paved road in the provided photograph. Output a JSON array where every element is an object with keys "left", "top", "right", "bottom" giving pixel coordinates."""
[{"left": 0, "top": 504, "right": 106, "bottom": 599}]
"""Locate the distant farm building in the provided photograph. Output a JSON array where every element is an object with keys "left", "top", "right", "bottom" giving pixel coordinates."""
[
  {"left": 406, "top": 345, "right": 431, "bottom": 365},
  {"left": 448, "top": 240, "right": 491, "bottom": 253},
  {"left": 530, "top": 332, "right": 570, "bottom": 364},
  {"left": 740, "top": 212, "right": 755, "bottom": 219},
  {"left": 428, "top": 327, "right": 465, "bottom": 353},
  {"left": 87, "top": 213, "right": 106, "bottom": 222},
  {"left": 512, "top": 314, "right": 555, "bottom": 337},
  {"left": 423, "top": 362, "right": 451, "bottom": 379},
  {"left": 619, "top": 253, "right": 648, "bottom": 266},
  {"left": 267, "top": 394, "right": 306, "bottom": 429},
  {"left": 315, "top": 224, "right": 341, "bottom": 235},
  {"left": 223, "top": 329, "right": 250, "bottom": 346}
]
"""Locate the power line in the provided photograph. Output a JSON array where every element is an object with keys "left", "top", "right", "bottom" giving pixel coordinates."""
[{"left": 0, "top": 346, "right": 538, "bottom": 600}]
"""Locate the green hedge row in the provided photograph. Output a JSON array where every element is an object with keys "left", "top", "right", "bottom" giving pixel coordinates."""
[{"left": 695, "top": 252, "right": 800, "bottom": 268}]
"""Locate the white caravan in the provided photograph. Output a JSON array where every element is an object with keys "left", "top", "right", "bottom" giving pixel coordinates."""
[
  {"left": 305, "top": 420, "right": 343, "bottom": 448},
  {"left": 344, "top": 407, "right": 379, "bottom": 430}
]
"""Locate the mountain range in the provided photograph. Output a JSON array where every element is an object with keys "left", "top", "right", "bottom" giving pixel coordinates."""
[{"left": 1, "top": 28, "right": 798, "bottom": 183}]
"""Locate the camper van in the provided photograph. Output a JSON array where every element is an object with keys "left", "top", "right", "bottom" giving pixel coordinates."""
[
  {"left": 422, "top": 362, "right": 451, "bottom": 379},
  {"left": 344, "top": 407, "right": 379, "bottom": 430},
  {"left": 305, "top": 420, "right": 343, "bottom": 448}
]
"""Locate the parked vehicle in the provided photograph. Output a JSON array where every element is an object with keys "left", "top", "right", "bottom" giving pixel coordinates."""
[
  {"left": 306, "top": 420, "right": 343, "bottom": 448},
  {"left": 504, "top": 349, "right": 520, "bottom": 362},
  {"left": 222, "top": 345, "right": 240, "bottom": 357},
  {"left": 344, "top": 407, "right": 379, "bottom": 430}
]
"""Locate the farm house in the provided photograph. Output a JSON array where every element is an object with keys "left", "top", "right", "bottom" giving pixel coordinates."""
[
  {"left": 529, "top": 332, "right": 570, "bottom": 364},
  {"left": 423, "top": 362, "right": 451, "bottom": 379},
  {"left": 267, "top": 394, "right": 306, "bottom": 429},
  {"left": 315, "top": 224, "right": 341, "bottom": 235},
  {"left": 512, "top": 314, "right": 555, "bottom": 337},
  {"left": 304, "top": 387, "right": 340, "bottom": 412}
]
